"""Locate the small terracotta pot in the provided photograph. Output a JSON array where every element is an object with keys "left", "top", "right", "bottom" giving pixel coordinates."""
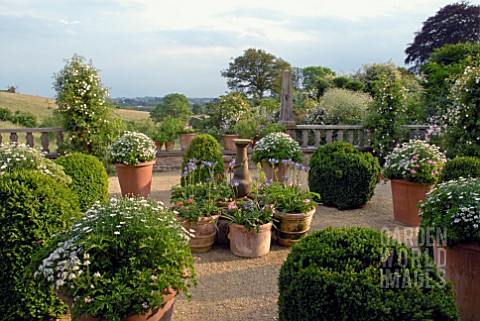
[
  {"left": 114, "top": 160, "right": 156, "bottom": 198},
  {"left": 154, "top": 140, "right": 163, "bottom": 150},
  {"left": 261, "top": 161, "right": 290, "bottom": 182},
  {"left": 273, "top": 207, "right": 316, "bottom": 247},
  {"left": 435, "top": 242, "right": 480, "bottom": 321},
  {"left": 222, "top": 134, "right": 239, "bottom": 150},
  {"left": 228, "top": 222, "right": 272, "bottom": 258},
  {"left": 165, "top": 141, "right": 175, "bottom": 151},
  {"left": 390, "top": 179, "right": 433, "bottom": 226},
  {"left": 179, "top": 133, "right": 196, "bottom": 151},
  {"left": 215, "top": 201, "right": 235, "bottom": 246},
  {"left": 179, "top": 215, "right": 219, "bottom": 253}
]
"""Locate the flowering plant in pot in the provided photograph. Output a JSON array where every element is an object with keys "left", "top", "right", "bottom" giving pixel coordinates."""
[
  {"left": 382, "top": 139, "right": 446, "bottom": 226},
  {"left": 32, "top": 197, "right": 196, "bottom": 321},
  {"left": 419, "top": 177, "right": 480, "bottom": 320},
  {"left": 252, "top": 132, "right": 303, "bottom": 181}
]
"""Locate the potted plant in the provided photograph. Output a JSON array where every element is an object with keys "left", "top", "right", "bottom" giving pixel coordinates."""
[
  {"left": 419, "top": 177, "right": 480, "bottom": 320},
  {"left": 33, "top": 197, "right": 196, "bottom": 321},
  {"left": 221, "top": 122, "right": 239, "bottom": 151},
  {"left": 223, "top": 198, "right": 274, "bottom": 258},
  {"left": 179, "top": 125, "right": 197, "bottom": 151},
  {"left": 252, "top": 132, "right": 303, "bottom": 181},
  {"left": 259, "top": 161, "right": 319, "bottom": 246},
  {"left": 157, "top": 117, "right": 183, "bottom": 151},
  {"left": 107, "top": 131, "right": 157, "bottom": 198},
  {"left": 382, "top": 139, "right": 445, "bottom": 226}
]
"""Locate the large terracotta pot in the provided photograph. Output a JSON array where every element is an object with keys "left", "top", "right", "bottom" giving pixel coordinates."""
[
  {"left": 390, "top": 179, "right": 432, "bottom": 226},
  {"left": 179, "top": 215, "right": 219, "bottom": 253},
  {"left": 273, "top": 207, "right": 315, "bottom": 247},
  {"left": 114, "top": 160, "right": 156, "bottom": 198},
  {"left": 57, "top": 287, "right": 177, "bottom": 321},
  {"left": 435, "top": 242, "right": 480, "bottom": 321},
  {"left": 222, "top": 134, "right": 239, "bottom": 150},
  {"left": 179, "top": 133, "right": 196, "bottom": 151},
  {"left": 261, "top": 161, "right": 289, "bottom": 182},
  {"left": 228, "top": 222, "right": 272, "bottom": 258}
]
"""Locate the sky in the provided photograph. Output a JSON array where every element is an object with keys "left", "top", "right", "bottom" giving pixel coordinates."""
[{"left": 0, "top": 0, "right": 474, "bottom": 99}]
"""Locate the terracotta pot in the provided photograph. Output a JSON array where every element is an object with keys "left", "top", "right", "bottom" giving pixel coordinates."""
[
  {"left": 179, "top": 215, "right": 219, "bottom": 253},
  {"left": 179, "top": 133, "right": 196, "bottom": 151},
  {"left": 273, "top": 207, "right": 315, "bottom": 247},
  {"left": 261, "top": 161, "right": 289, "bottom": 182},
  {"left": 154, "top": 140, "right": 163, "bottom": 150},
  {"left": 215, "top": 201, "right": 235, "bottom": 246},
  {"left": 165, "top": 141, "right": 175, "bottom": 151},
  {"left": 390, "top": 179, "right": 432, "bottom": 226},
  {"left": 228, "top": 222, "right": 272, "bottom": 258},
  {"left": 57, "top": 287, "right": 177, "bottom": 321},
  {"left": 222, "top": 134, "right": 239, "bottom": 150},
  {"left": 435, "top": 242, "right": 480, "bottom": 321},
  {"left": 114, "top": 160, "right": 156, "bottom": 198}
]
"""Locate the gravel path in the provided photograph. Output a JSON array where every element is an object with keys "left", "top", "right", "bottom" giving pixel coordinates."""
[{"left": 107, "top": 172, "right": 419, "bottom": 321}]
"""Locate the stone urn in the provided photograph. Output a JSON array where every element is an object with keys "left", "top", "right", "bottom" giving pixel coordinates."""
[{"left": 232, "top": 139, "right": 252, "bottom": 198}]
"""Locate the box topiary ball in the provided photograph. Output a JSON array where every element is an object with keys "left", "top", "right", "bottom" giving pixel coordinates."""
[
  {"left": 438, "top": 156, "right": 480, "bottom": 183},
  {"left": 278, "top": 227, "right": 459, "bottom": 321},
  {"left": 56, "top": 153, "right": 109, "bottom": 212},
  {"left": 308, "top": 141, "right": 380, "bottom": 210}
]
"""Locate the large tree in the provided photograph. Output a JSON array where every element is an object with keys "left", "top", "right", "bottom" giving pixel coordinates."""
[
  {"left": 405, "top": 1, "right": 480, "bottom": 71},
  {"left": 150, "top": 93, "right": 192, "bottom": 122},
  {"left": 221, "top": 48, "right": 291, "bottom": 100}
]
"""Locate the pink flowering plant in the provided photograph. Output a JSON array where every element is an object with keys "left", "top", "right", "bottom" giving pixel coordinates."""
[
  {"left": 223, "top": 199, "right": 275, "bottom": 232},
  {"left": 257, "top": 160, "right": 319, "bottom": 213},
  {"left": 32, "top": 197, "right": 195, "bottom": 321},
  {"left": 383, "top": 140, "right": 446, "bottom": 184}
]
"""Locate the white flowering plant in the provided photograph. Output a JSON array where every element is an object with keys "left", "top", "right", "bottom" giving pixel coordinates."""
[
  {"left": 383, "top": 140, "right": 446, "bottom": 184},
  {"left": 252, "top": 132, "right": 303, "bottom": 163},
  {"left": 107, "top": 131, "right": 157, "bottom": 165},
  {"left": 419, "top": 177, "right": 480, "bottom": 246},
  {"left": 32, "top": 197, "right": 196, "bottom": 321},
  {"left": 0, "top": 142, "right": 71, "bottom": 185}
]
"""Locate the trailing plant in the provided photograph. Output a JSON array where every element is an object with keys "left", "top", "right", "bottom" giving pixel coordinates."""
[
  {"left": 0, "top": 170, "right": 81, "bottom": 321},
  {"left": 56, "top": 153, "right": 109, "bottom": 212},
  {"left": 207, "top": 92, "right": 252, "bottom": 134},
  {"left": 32, "top": 197, "right": 196, "bottom": 321},
  {"left": 278, "top": 227, "right": 459, "bottom": 321},
  {"left": 308, "top": 142, "right": 381, "bottom": 210},
  {"left": 438, "top": 156, "right": 480, "bottom": 183},
  {"left": 107, "top": 131, "right": 157, "bottom": 165}
]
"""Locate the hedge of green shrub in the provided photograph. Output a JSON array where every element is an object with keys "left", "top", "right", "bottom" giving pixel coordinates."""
[
  {"left": 308, "top": 142, "right": 380, "bottom": 209},
  {"left": 278, "top": 227, "right": 459, "bottom": 321},
  {"left": 438, "top": 156, "right": 480, "bottom": 183},
  {"left": 0, "top": 170, "right": 81, "bottom": 320},
  {"left": 181, "top": 134, "right": 225, "bottom": 185},
  {"left": 56, "top": 153, "right": 109, "bottom": 211}
]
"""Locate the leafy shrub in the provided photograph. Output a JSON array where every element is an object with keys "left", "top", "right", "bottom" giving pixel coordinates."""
[
  {"left": 443, "top": 65, "right": 480, "bottom": 158},
  {"left": 278, "top": 227, "right": 459, "bottom": 321},
  {"left": 0, "top": 106, "right": 13, "bottom": 121},
  {"left": 207, "top": 92, "right": 252, "bottom": 134},
  {"left": 308, "top": 142, "right": 380, "bottom": 210},
  {"left": 319, "top": 88, "right": 372, "bottom": 125},
  {"left": 56, "top": 153, "right": 109, "bottom": 212},
  {"left": 0, "top": 143, "right": 71, "bottom": 185},
  {"left": 0, "top": 170, "right": 81, "bottom": 320},
  {"left": 11, "top": 110, "right": 37, "bottom": 127},
  {"left": 438, "top": 156, "right": 480, "bottom": 183},
  {"left": 181, "top": 134, "right": 225, "bottom": 185},
  {"left": 304, "top": 105, "right": 326, "bottom": 125}
]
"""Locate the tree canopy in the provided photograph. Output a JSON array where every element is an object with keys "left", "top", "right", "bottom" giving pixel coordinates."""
[
  {"left": 405, "top": 1, "right": 480, "bottom": 71},
  {"left": 150, "top": 93, "right": 193, "bottom": 122},
  {"left": 221, "top": 48, "right": 291, "bottom": 100}
]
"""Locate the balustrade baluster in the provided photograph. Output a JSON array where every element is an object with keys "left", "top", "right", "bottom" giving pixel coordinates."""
[
  {"left": 26, "top": 132, "right": 34, "bottom": 147},
  {"left": 41, "top": 132, "right": 49, "bottom": 153},
  {"left": 301, "top": 130, "right": 308, "bottom": 148},
  {"left": 10, "top": 132, "right": 18, "bottom": 143}
]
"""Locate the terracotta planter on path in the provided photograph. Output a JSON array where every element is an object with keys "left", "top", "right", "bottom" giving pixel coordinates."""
[
  {"left": 179, "top": 133, "right": 196, "bottom": 151},
  {"left": 390, "top": 179, "right": 432, "bottom": 226},
  {"left": 274, "top": 207, "right": 315, "bottom": 247},
  {"left": 114, "top": 160, "right": 156, "bottom": 198},
  {"left": 228, "top": 222, "right": 272, "bottom": 258},
  {"left": 179, "top": 215, "right": 219, "bottom": 253}
]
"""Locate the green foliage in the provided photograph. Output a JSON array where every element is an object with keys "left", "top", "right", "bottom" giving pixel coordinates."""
[
  {"left": 181, "top": 134, "right": 225, "bottom": 185},
  {"left": 221, "top": 48, "right": 291, "bottom": 100},
  {"left": 53, "top": 54, "right": 125, "bottom": 159},
  {"left": 319, "top": 88, "right": 373, "bottom": 125},
  {"left": 206, "top": 92, "right": 252, "bottom": 134},
  {"left": 56, "top": 153, "right": 109, "bottom": 212},
  {"left": 0, "top": 106, "right": 12, "bottom": 121},
  {"left": 438, "top": 156, "right": 480, "bottom": 183},
  {"left": 124, "top": 118, "right": 157, "bottom": 139},
  {"left": 150, "top": 93, "right": 193, "bottom": 123},
  {"left": 308, "top": 142, "right": 381, "bottom": 210},
  {"left": 419, "top": 177, "right": 480, "bottom": 246},
  {"left": 223, "top": 199, "right": 274, "bottom": 232},
  {"left": 156, "top": 116, "right": 184, "bottom": 142},
  {"left": 443, "top": 65, "right": 480, "bottom": 158},
  {"left": 0, "top": 106, "right": 37, "bottom": 127},
  {"left": 301, "top": 66, "right": 336, "bottom": 99},
  {"left": 0, "top": 170, "right": 81, "bottom": 320},
  {"left": 278, "top": 227, "right": 459, "bottom": 321}
]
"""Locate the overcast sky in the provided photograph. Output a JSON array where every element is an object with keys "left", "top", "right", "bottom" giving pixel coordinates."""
[{"left": 0, "top": 0, "right": 472, "bottom": 98}]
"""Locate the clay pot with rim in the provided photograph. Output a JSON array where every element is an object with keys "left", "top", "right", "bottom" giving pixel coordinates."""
[
  {"left": 179, "top": 133, "right": 196, "bottom": 151},
  {"left": 114, "top": 160, "right": 156, "bottom": 198},
  {"left": 228, "top": 222, "right": 272, "bottom": 258},
  {"left": 273, "top": 207, "right": 315, "bottom": 247},
  {"left": 154, "top": 140, "right": 163, "bottom": 150},
  {"left": 434, "top": 241, "right": 480, "bottom": 321},
  {"left": 261, "top": 161, "right": 289, "bottom": 182},
  {"left": 165, "top": 141, "right": 175, "bottom": 151},
  {"left": 178, "top": 215, "right": 219, "bottom": 253},
  {"left": 222, "top": 134, "right": 239, "bottom": 150},
  {"left": 215, "top": 201, "right": 235, "bottom": 246},
  {"left": 390, "top": 179, "right": 433, "bottom": 226}
]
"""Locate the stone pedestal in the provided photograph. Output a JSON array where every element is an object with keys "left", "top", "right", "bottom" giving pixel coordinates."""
[{"left": 233, "top": 139, "right": 252, "bottom": 198}]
